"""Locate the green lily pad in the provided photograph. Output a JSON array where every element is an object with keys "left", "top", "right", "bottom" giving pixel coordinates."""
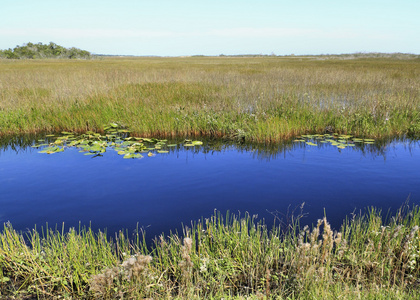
[
  {"left": 339, "top": 135, "right": 352, "bottom": 139},
  {"left": 36, "top": 123, "right": 196, "bottom": 161},
  {"left": 39, "top": 146, "right": 64, "bottom": 154}
]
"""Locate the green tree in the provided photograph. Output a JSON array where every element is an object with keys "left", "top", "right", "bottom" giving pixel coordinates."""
[{"left": 0, "top": 42, "right": 92, "bottom": 59}]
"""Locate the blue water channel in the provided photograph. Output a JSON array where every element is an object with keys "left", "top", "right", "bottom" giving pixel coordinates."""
[{"left": 0, "top": 136, "right": 419, "bottom": 241}]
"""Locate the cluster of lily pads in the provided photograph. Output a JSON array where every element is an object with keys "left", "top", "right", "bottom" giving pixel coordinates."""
[
  {"left": 293, "top": 133, "right": 375, "bottom": 149},
  {"left": 32, "top": 123, "right": 203, "bottom": 159}
]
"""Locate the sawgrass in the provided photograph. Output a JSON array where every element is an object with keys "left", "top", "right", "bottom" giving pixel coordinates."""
[
  {"left": 0, "top": 56, "right": 419, "bottom": 142},
  {"left": 0, "top": 205, "right": 419, "bottom": 299}
]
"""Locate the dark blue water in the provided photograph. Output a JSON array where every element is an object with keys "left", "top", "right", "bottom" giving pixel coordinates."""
[{"left": 0, "top": 137, "right": 419, "bottom": 241}]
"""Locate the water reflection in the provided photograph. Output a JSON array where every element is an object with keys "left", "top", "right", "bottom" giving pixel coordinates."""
[
  {"left": 0, "top": 134, "right": 419, "bottom": 242},
  {"left": 1, "top": 133, "right": 417, "bottom": 161}
]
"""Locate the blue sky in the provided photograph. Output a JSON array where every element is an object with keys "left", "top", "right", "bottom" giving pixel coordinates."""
[{"left": 1, "top": 0, "right": 419, "bottom": 56}]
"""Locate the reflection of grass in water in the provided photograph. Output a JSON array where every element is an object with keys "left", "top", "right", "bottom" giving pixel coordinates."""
[
  {"left": 0, "top": 132, "right": 417, "bottom": 162},
  {"left": 0, "top": 56, "right": 419, "bottom": 142},
  {"left": 0, "top": 205, "right": 419, "bottom": 298}
]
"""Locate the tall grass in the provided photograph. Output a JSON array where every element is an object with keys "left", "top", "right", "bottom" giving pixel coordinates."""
[
  {"left": 0, "top": 205, "right": 419, "bottom": 299},
  {"left": 0, "top": 56, "right": 419, "bottom": 142}
]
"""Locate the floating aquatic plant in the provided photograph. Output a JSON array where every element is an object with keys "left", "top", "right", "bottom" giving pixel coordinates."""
[
  {"left": 31, "top": 124, "right": 203, "bottom": 159},
  {"left": 294, "top": 133, "right": 375, "bottom": 150},
  {"left": 183, "top": 139, "right": 203, "bottom": 147}
]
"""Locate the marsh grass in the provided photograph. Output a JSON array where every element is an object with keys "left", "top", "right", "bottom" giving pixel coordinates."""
[
  {"left": 0, "top": 205, "right": 419, "bottom": 299},
  {"left": 0, "top": 56, "right": 419, "bottom": 142}
]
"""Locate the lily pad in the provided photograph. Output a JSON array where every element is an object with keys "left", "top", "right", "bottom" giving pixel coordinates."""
[{"left": 36, "top": 123, "right": 202, "bottom": 161}]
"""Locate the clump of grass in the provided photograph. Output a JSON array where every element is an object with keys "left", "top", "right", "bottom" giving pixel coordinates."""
[
  {"left": 0, "top": 204, "right": 419, "bottom": 299},
  {"left": 89, "top": 254, "right": 154, "bottom": 298},
  {"left": 0, "top": 56, "right": 418, "bottom": 142}
]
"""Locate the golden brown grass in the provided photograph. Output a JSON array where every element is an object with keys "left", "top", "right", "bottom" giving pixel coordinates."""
[{"left": 0, "top": 56, "right": 419, "bottom": 141}]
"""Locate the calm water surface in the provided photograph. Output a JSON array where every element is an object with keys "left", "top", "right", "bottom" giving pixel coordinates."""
[{"left": 0, "top": 137, "right": 419, "bottom": 240}]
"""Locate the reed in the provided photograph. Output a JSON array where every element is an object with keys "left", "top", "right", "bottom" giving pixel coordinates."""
[
  {"left": 0, "top": 205, "right": 419, "bottom": 299},
  {"left": 0, "top": 56, "right": 418, "bottom": 141}
]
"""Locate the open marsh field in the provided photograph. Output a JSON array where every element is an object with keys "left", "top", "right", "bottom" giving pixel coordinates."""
[
  {"left": 0, "top": 56, "right": 419, "bottom": 141},
  {"left": 1, "top": 56, "right": 420, "bottom": 299}
]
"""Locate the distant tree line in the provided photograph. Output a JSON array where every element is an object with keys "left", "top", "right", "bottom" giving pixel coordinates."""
[{"left": 0, "top": 42, "right": 92, "bottom": 59}]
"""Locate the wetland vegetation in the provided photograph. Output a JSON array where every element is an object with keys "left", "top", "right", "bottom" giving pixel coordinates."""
[
  {"left": 0, "top": 54, "right": 419, "bottom": 298},
  {"left": 0, "top": 55, "right": 418, "bottom": 141},
  {"left": 0, "top": 206, "right": 419, "bottom": 299}
]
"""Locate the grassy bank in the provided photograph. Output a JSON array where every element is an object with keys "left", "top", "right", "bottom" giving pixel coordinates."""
[
  {"left": 0, "top": 56, "right": 419, "bottom": 142},
  {"left": 0, "top": 205, "right": 419, "bottom": 299}
]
